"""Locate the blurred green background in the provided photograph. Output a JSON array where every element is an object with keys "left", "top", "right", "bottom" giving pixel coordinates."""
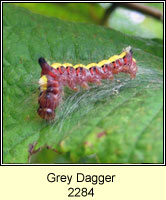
[{"left": 15, "top": 3, "right": 163, "bottom": 39}]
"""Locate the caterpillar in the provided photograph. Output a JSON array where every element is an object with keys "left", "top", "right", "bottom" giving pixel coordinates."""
[{"left": 37, "top": 46, "right": 137, "bottom": 120}]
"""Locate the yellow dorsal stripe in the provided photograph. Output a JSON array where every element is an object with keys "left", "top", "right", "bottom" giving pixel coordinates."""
[
  {"left": 98, "top": 60, "right": 111, "bottom": 67},
  {"left": 50, "top": 46, "right": 133, "bottom": 70},
  {"left": 73, "top": 64, "right": 86, "bottom": 69},
  {"left": 63, "top": 63, "right": 73, "bottom": 67},
  {"left": 109, "top": 52, "right": 126, "bottom": 63},
  {"left": 51, "top": 63, "right": 62, "bottom": 69},
  {"left": 86, "top": 63, "right": 98, "bottom": 69}
]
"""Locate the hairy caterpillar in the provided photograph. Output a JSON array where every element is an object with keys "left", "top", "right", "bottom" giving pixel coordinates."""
[{"left": 38, "top": 46, "right": 137, "bottom": 120}]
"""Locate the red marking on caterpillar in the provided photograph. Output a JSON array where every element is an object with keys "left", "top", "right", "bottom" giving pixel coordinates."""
[{"left": 37, "top": 46, "right": 137, "bottom": 120}]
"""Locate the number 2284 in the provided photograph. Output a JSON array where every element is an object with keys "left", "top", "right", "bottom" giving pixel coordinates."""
[{"left": 68, "top": 187, "right": 94, "bottom": 197}]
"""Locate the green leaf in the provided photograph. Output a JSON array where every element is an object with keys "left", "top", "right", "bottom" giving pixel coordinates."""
[{"left": 3, "top": 4, "right": 163, "bottom": 163}]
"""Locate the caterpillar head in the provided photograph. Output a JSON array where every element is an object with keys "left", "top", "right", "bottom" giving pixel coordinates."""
[
  {"left": 37, "top": 107, "right": 55, "bottom": 120},
  {"left": 123, "top": 46, "right": 133, "bottom": 55}
]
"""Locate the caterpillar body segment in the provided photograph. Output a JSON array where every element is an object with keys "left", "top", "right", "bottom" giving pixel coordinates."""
[
  {"left": 38, "top": 74, "right": 62, "bottom": 120},
  {"left": 38, "top": 46, "right": 137, "bottom": 120}
]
